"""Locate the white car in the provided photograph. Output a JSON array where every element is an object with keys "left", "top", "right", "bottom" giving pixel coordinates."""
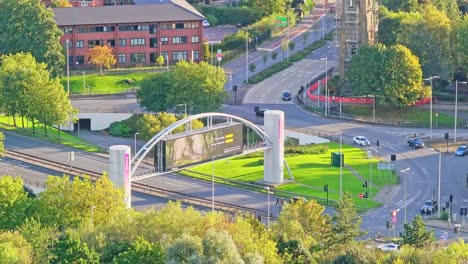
[
  {"left": 377, "top": 243, "right": 400, "bottom": 252},
  {"left": 353, "top": 136, "right": 370, "bottom": 146},
  {"left": 202, "top": 20, "right": 210, "bottom": 27}
]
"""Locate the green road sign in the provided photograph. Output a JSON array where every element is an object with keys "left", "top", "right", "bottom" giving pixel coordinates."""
[{"left": 276, "top": 16, "right": 287, "bottom": 26}]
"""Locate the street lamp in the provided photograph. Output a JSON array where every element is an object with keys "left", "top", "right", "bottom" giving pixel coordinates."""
[
  {"left": 66, "top": 39, "right": 70, "bottom": 97},
  {"left": 454, "top": 80, "right": 467, "bottom": 143},
  {"left": 212, "top": 154, "right": 215, "bottom": 213},
  {"left": 400, "top": 168, "right": 410, "bottom": 224},
  {"left": 424, "top": 76, "right": 440, "bottom": 139},
  {"left": 246, "top": 31, "right": 250, "bottom": 83},
  {"left": 435, "top": 112, "right": 439, "bottom": 128},
  {"left": 320, "top": 57, "right": 328, "bottom": 116},
  {"left": 134, "top": 132, "right": 139, "bottom": 156},
  {"left": 176, "top": 103, "right": 187, "bottom": 117},
  {"left": 265, "top": 186, "right": 273, "bottom": 229},
  {"left": 82, "top": 71, "right": 86, "bottom": 95}
]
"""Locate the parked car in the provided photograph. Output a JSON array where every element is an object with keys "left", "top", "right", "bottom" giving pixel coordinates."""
[
  {"left": 202, "top": 20, "right": 210, "bottom": 27},
  {"left": 282, "top": 91, "right": 292, "bottom": 101},
  {"left": 407, "top": 138, "right": 424, "bottom": 148},
  {"left": 353, "top": 136, "right": 370, "bottom": 146},
  {"left": 455, "top": 145, "right": 468, "bottom": 156},
  {"left": 377, "top": 243, "right": 400, "bottom": 252},
  {"left": 421, "top": 200, "right": 438, "bottom": 214}
]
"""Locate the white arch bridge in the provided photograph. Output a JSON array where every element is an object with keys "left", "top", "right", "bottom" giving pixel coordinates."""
[{"left": 131, "top": 112, "right": 290, "bottom": 182}]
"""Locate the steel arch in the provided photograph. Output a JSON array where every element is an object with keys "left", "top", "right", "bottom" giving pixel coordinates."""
[{"left": 130, "top": 112, "right": 273, "bottom": 178}]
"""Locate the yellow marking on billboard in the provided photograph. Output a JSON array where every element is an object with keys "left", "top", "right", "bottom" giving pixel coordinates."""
[
  {"left": 225, "top": 133, "right": 234, "bottom": 139},
  {"left": 225, "top": 139, "right": 234, "bottom": 143}
]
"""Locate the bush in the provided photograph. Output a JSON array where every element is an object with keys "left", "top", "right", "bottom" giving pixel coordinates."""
[
  {"left": 108, "top": 121, "right": 134, "bottom": 137},
  {"left": 284, "top": 144, "right": 329, "bottom": 156},
  {"left": 439, "top": 211, "right": 449, "bottom": 220},
  {"left": 196, "top": 6, "right": 260, "bottom": 25},
  {"left": 433, "top": 91, "right": 466, "bottom": 102}
]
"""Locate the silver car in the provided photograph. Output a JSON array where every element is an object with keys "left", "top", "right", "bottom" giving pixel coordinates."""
[{"left": 353, "top": 136, "right": 370, "bottom": 146}]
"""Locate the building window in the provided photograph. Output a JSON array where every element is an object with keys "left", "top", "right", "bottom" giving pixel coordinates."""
[
  {"left": 172, "top": 36, "right": 187, "bottom": 44},
  {"left": 118, "top": 54, "right": 126, "bottom": 63},
  {"left": 119, "top": 39, "right": 126, "bottom": 46},
  {"left": 149, "top": 38, "right": 158, "bottom": 48},
  {"left": 107, "top": 39, "right": 115, "bottom": 47},
  {"left": 172, "top": 23, "right": 184, "bottom": 29},
  {"left": 130, "top": 53, "right": 146, "bottom": 63},
  {"left": 161, "top": 51, "right": 168, "bottom": 63},
  {"left": 63, "top": 27, "right": 73, "bottom": 34},
  {"left": 76, "top": 56, "right": 85, "bottom": 65},
  {"left": 68, "top": 56, "right": 74, "bottom": 65},
  {"left": 193, "top": 50, "right": 199, "bottom": 60},
  {"left": 172, "top": 51, "right": 187, "bottom": 62},
  {"left": 66, "top": 41, "right": 73, "bottom": 48},
  {"left": 149, "top": 25, "right": 157, "bottom": 34},
  {"left": 161, "top": 24, "right": 170, "bottom": 30},
  {"left": 160, "top": 37, "right": 168, "bottom": 45},
  {"left": 119, "top": 24, "right": 149, "bottom": 31},
  {"left": 76, "top": 40, "right": 84, "bottom": 48},
  {"left": 191, "top": 36, "right": 199, "bottom": 43},
  {"left": 88, "top": 40, "right": 103, "bottom": 48},
  {"left": 150, "top": 52, "right": 158, "bottom": 63},
  {"left": 130, "top": 38, "right": 145, "bottom": 46}
]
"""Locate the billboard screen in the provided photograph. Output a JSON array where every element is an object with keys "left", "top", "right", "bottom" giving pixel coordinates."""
[{"left": 157, "top": 124, "right": 244, "bottom": 171}]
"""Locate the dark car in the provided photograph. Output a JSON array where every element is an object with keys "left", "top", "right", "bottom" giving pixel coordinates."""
[
  {"left": 282, "top": 91, "right": 292, "bottom": 101},
  {"left": 421, "top": 200, "right": 438, "bottom": 214},
  {"left": 455, "top": 145, "right": 468, "bottom": 156},
  {"left": 236, "top": 22, "right": 246, "bottom": 28},
  {"left": 407, "top": 138, "right": 424, "bottom": 148}
]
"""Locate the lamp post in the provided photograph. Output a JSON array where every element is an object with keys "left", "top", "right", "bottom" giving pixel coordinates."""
[
  {"left": 454, "top": 81, "right": 467, "bottom": 143},
  {"left": 134, "top": 132, "right": 139, "bottom": 156},
  {"left": 66, "top": 39, "right": 70, "bottom": 97},
  {"left": 435, "top": 112, "right": 439, "bottom": 128},
  {"left": 246, "top": 31, "right": 249, "bottom": 83},
  {"left": 424, "top": 76, "right": 440, "bottom": 139},
  {"left": 372, "top": 95, "right": 376, "bottom": 122},
  {"left": 321, "top": 57, "right": 328, "bottom": 116},
  {"left": 82, "top": 71, "right": 86, "bottom": 95},
  {"left": 212, "top": 154, "right": 215, "bottom": 213},
  {"left": 265, "top": 186, "right": 272, "bottom": 229},
  {"left": 400, "top": 168, "right": 410, "bottom": 224},
  {"left": 438, "top": 146, "right": 441, "bottom": 218}
]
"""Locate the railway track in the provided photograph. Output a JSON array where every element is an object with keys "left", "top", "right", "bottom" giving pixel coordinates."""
[{"left": 5, "top": 150, "right": 268, "bottom": 217}]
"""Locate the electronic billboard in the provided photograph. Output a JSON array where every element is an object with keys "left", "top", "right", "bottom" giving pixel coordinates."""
[{"left": 155, "top": 123, "right": 244, "bottom": 171}]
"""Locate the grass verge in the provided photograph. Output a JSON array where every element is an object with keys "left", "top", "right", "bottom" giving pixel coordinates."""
[
  {"left": 180, "top": 142, "right": 399, "bottom": 211},
  {"left": 0, "top": 115, "right": 100, "bottom": 152}
]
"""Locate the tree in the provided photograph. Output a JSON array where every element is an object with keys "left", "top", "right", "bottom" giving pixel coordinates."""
[
  {"left": 19, "top": 218, "right": 57, "bottom": 264},
  {"left": 156, "top": 55, "right": 165, "bottom": 67},
  {"left": 0, "top": 0, "right": 64, "bottom": 77},
  {"left": 252, "top": 0, "right": 291, "bottom": 16},
  {"left": 113, "top": 236, "right": 165, "bottom": 264},
  {"left": 249, "top": 63, "right": 257, "bottom": 73},
  {"left": 288, "top": 41, "right": 296, "bottom": 52},
  {"left": 281, "top": 38, "right": 289, "bottom": 60},
  {"left": 50, "top": 0, "right": 72, "bottom": 7},
  {"left": 202, "top": 42, "right": 211, "bottom": 62},
  {"left": 88, "top": 45, "right": 117, "bottom": 75},
  {"left": 272, "top": 199, "right": 332, "bottom": 260},
  {"left": 137, "top": 61, "right": 227, "bottom": 114},
  {"left": 0, "top": 176, "right": 32, "bottom": 231},
  {"left": 454, "top": 15, "right": 468, "bottom": 73},
  {"left": 262, "top": 51, "right": 269, "bottom": 68},
  {"left": 271, "top": 51, "right": 278, "bottom": 60},
  {"left": 0, "top": 231, "right": 33, "bottom": 264},
  {"left": 199, "top": 229, "right": 244, "bottom": 264},
  {"left": 401, "top": 214, "right": 435, "bottom": 248},
  {"left": 50, "top": 231, "right": 99, "bottom": 264},
  {"left": 381, "top": 0, "right": 419, "bottom": 12},
  {"left": 166, "top": 234, "right": 203, "bottom": 264},
  {"left": 0, "top": 132, "right": 5, "bottom": 158},
  {"left": 330, "top": 192, "right": 365, "bottom": 248},
  {"left": 348, "top": 44, "right": 424, "bottom": 107}
]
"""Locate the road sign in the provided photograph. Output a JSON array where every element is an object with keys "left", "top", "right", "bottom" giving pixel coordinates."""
[
  {"left": 216, "top": 49, "right": 222, "bottom": 62},
  {"left": 392, "top": 216, "right": 397, "bottom": 223},
  {"left": 276, "top": 16, "right": 287, "bottom": 26},
  {"left": 359, "top": 193, "right": 363, "bottom": 198},
  {"left": 378, "top": 161, "right": 394, "bottom": 170}
]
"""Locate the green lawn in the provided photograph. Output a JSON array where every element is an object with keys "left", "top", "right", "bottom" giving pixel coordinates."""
[
  {"left": 0, "top": 115, "right": 100, "bottom": 152},
  {"left": 180, "top": 142, "right": 399, "bottom": 210},
  {"left": 62, "top": 72, "right": 154, "bottom": 95}
]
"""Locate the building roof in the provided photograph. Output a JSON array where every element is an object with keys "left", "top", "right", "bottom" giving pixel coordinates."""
[{"left": 52, "top": 0, "right": 205, "bottom": 26}]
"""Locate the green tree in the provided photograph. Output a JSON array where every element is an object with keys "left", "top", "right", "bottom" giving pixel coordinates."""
[
  {"left": 382, "top": 0, "right": 419, "bottom": 12},
  {"left": 0, "top": 0, "right": 64, "bottom": 77},
  {"left": 50, "top": 0, "right": 72, "bottom": 7},
  {"left": 0, "top": 132, "right": 6, "bottom": 158},
  {"left": 0, "top": 176, "right": 32, "bottom": 231},
  {"left": 113, "top": 236, "right": 165, "bottom": 264},
  {"left": 272, "top": 199, "right": 332, "bottom": 260},
  {"left": 271, "top": 51, "right": 278, "bottom": 60},
  {"left": 330, "top": 192, "right": 365, "bottom": 248},
  {"left": 262, "top": 51, "right": 269, "bottom": 67},
  {"left": 137, "top": 61, "right": 227, "bottom": 114},
  {"left": 19, "top": 218, "right": 57, "bottom": 264},
  {"left": 199, "top": 229, "right": 244, "bottom": 264},
  {"left": 454, "top": 15, "right": 468, "bottom": 73},
  {"left": 432, "top": 240, "right": 468, "bottom": 263},
  {"left": 0, "top": 231, "right": 33, "bottom": 264},
  {"left": 348, "top": 44, "right": 424, "bottom": 107},
  {"left": 251, "top": 0, "right": 291, "bottom": 16},
  {"left": 88, "top": 45, "right": 117, "bottom": 75},
  {"left": 281, "top": 38, "right": 289, "bottom": 60},
  {"left": 249, "top": 63, "right": 257, "bottom": 73},
  {"left": 166, "top": 234, "right": 203, "bottom": 264},
  {"left": 288, "top": 41, "right": 295, "bottom": 52},
  {"left": 202, "top": 42, "right": 211, "bottom": 62},
  {"left": 401, "top": 214, "right": 435, "bottom": 248},
  {"left": 156, "top": 55, "right": 165, "bottom": 67},
  {"left": 50, "top": 231, "right": 99, "bottom": 264}
]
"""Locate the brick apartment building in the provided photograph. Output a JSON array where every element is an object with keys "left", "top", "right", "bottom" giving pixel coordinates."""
[{"left": 53, "top": 0, "right": 206, "bottom": 69}]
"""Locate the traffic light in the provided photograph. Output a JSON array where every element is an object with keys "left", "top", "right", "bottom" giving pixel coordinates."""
[
  {"left": 376, "top": 140, "right": 380, "bottom": 147},
  {"left": 386, "top": 221, "right": 390, "bottom": 228},
  {"left": 445, "top": 132, "right": 449, "bottom": 140},
  {"left": 446, "top": 201, "right": 450, "bottom": 209},
  {"left": 389, "top": 221, "right": 394, "bottom": 229},
  {"left": 450, "top": 194, "right": 453, "bottom": 202},
  {"left": 391, "top": 154, "right": 396, "bottom": 161},
  {"left": 364, "top": 191, "right": 368, "bottom": 198},
  {"left": 363, "top": 181, "right": 368, "bottom": 188},
  {"left": 232, "top": 85, "right": 237, "bottom": 92},
  {"left": 324, "top": 184, "right": 328, "bottom": 192}
]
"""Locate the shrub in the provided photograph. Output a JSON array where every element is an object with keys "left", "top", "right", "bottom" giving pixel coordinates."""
[
  {"left": 108, "top": 121, "right": 134, "bottom": 137},
  {"left": 284, "top": 144, "right": 329, "bottom": 156}
]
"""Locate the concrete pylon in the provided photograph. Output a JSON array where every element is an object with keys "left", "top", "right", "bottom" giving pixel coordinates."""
[
  {"left": 109, "top": 145, "right": 131, "bottom": 209},
  {"left": 263, "top": 110, "right": 284, "bottom": 184}
]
